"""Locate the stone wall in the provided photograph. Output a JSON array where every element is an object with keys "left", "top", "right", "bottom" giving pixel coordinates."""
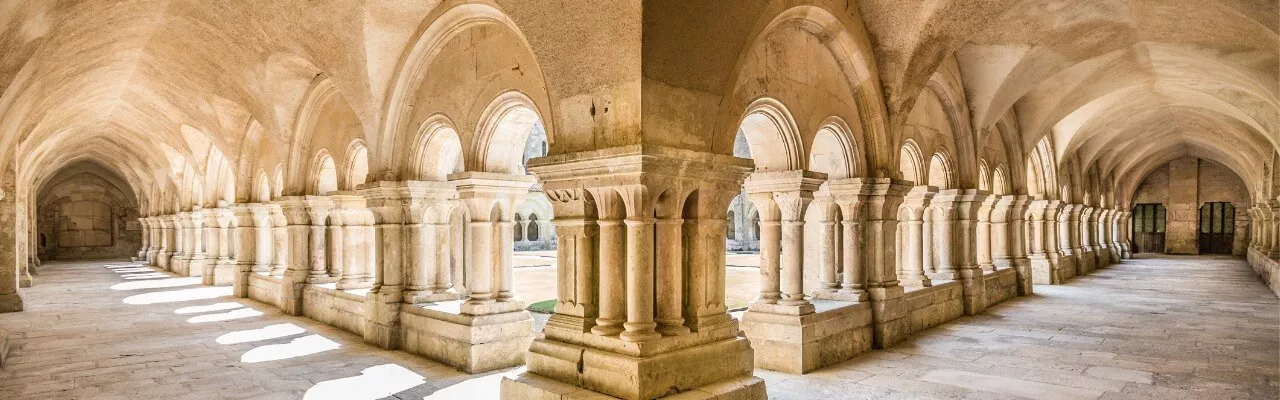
[
  {"left": 903, "top": 281, "right": 965, "bottom": 335},
  {"left": 1132, "top": 157, "right": 1251, "bottom": 255},
  {"left": 37, "top": 170, "right": 141, "bottom": 261}
]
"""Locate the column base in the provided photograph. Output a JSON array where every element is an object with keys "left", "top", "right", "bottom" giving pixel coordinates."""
[
  {"left": 202, "top": 260, "right": 237, "bottom": 286},
  {"left": 0, "top": 292, "right": 23, "bottom": 312},
  {"left": 515, "top": 332, "right": 760, "bottom": 400},
  {"left": 18, "top": 271, "right": 32, "bottom": 288},
  {"left": 740, "top": 300, "right": 872, "bottom": 374},
  {"left": 399, "top": 300, "right": 534, "bottom": 373},
  {"left": 1030, "top": 255, "right": 1054, "bottom": 285},
  {"left": 957, "top": 267, "right": 986, "bottom": 316},
  {"left": 866, "top": 286, "right": 909, "bottom": 348},
  {"left": 146, "top": 250, "right": 161, "bottom": 266},
  {"left": 232, "top": 263, "right": 254, "bottom": 298},
  {"left": 502, "top": 370, "right": 766, "bottom": 400},
  {"left": 1055, "top": 254, "right": 1078, "bottom": 282},
  {"left": 1011, "top": 257, "right": 1033, "bottom": 295},
  {"left": 1077, "top": 250, "right": 1096, "bottom": 274},
  {"left": 812, "top": 289, "right": 868, "bottom": 302}
]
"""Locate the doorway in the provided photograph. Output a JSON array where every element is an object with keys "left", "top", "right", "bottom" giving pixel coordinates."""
[
  {"left": 1198, "top": 202, "right": 1235, "bottom": 254},
  {"left": 1131, "top": 203, "right": 1166, "bottom": 253}
]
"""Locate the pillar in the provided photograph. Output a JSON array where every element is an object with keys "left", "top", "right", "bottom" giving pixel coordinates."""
[
  {"left": 137, "top": 217, "right": 151, "bottom": 261},
  {"left": 895, "top": 187, "right": 935, "bottom": 287},
  {"left": 1269, "top": 200, "right": 1280, "bottom": 259},
  {"left": 1026, "top": 200, "right": 1064, "bottom": 284},
  {"left": 0, "top": 184, "right": 25, "bottom": 312},
  {"left": 827, "top": 182, "right": 869, "bottom": 302},
  {"left": 273, "top": 197, "right": 319, "bottom": 316},
  {"left": 1077, "top": 207, "right": 1096, "bottom": 273},
  {"left": 1055, "top": 204, "right": 1080, "bottom": 281},
  {"left": 203, "top": 206, "right": 237, "bottom": 286},
  {"left": 931, "top": 189, "right": 989, "bottom": 315},
  {"left": 229, "top": 205, "right": 257, "bottom": 298},
  {"left": 405, "top": 172, "right": 536, "bottom": 373},
  {"left": 976, "top": 194, "right": 998, "bottom": 272},
  {"left": 331, "top": 195, "right": 374, "bottom": 290},
  {"left": 995, "top": 195, "right": 1032, "bottom": 294},
  {"left": 165, "top": 214, "right": 184, "bottom": 270},
  {"left": 1118, "top": 211, "right": 1133, "bottom": 259},
  {"left": 505, "top": 146, "right": 764, "bottom": 400}
]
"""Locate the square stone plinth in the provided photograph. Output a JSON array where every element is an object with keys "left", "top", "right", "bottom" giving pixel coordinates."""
[
  {"left": 399, "top": 300, "right": 534, "bottom": 373},
  {"left": 502, "top": 370, "right": 766, "bottom": 400},
  {"left": 516, "top": 334, "right": 761, "bottom": 400},
  {"left": 740, "top": 300, "right": 873, "bottom": 374},
  {"left": 202, "top": 262, "right": 237, "bottom": 286}
]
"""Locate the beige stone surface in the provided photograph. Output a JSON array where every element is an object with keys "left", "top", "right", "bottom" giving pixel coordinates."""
[{"left": 3, "top": 255, "right": 1275, "bottom": 399}]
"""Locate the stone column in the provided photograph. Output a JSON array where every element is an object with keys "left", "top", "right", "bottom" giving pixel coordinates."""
[
  {"left": 506, "top": 146, "right": 763, "bottom": 399},
  {"left": 541, "top": 188, "right": 598, "bottom": 334},
  {"left": 826, "top": 180, "right": 869, "bottom": 301},
  {"left": 230, "top": 205, "right": 257, "bottom": 298},
  {"left": 812, "top": 199, "right": 840, "bottom": 297},
  {"left": 1118, "top": 211, "right": 1133, "bottom": 259},
  {"left": 149, "top": 217, "right": 166, "bottom": 267},
  {"left": 300, "top": 196, "right": 335, "bottom": 283},
  {"left": 858, "top": 179, "right": 912, "bottom": 348},
  {"left": 1099, "top": 209, "right": 1115, "bottom": 262},
  {"left": 1264, "top": 200, "right": 1274, "bottom": 258},
  {"left": 587, "top": 188, "right": 625, "bottom": 336},
  {"left": 932, "top": 189, "right": 989, "bottom": 315},
  {"left": 1000, "top": 196, "right": 1032, "bottom": 295},
  {"left": 1055, "top": 204, "right": 1079, "bottom": 280},
  {"left": 267, "top": 204, "right": 289, "bottom": 276},
  {"left": 1076, "top": 206, "right": 1096, "bottom": 273},
  {"left": 654, "top": 187, "right": 691, "bottom": 336},
  {"left": 204, "top": 206, "right": 237, "bottom": 286},
  {"left": 274, "top": 197, "right": 316, "bottom": 315},
  {"left": 1026, "top": 200, "right": 1064, "bottom": 284},
  {"left": 975, "top": 194, "right": 997, "bottom": 272},
  {"left": 895, "top": 187, "right": 934, "bottom": 287},
  {"left": 744, "top": 170, "right": 822, "bottom": 314},
  {"left": 182, "top": 209, "right": 208, "bottom": 278},
  {"left": 453, "top": 172, "right": 536, "bottom": 314},
  {"left": 137, "top": 217, "right": 151, "bottom": 261},
  {"left": 332, "top": 194, "right": 374, "bottom": 290},
  {"left": 166, "top": 214, "right": 184, "bottom": 270}
]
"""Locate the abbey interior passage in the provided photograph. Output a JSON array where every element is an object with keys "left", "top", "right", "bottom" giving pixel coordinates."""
[{"left": 0, "top": 1, "right": 1277, "bottom": 399}]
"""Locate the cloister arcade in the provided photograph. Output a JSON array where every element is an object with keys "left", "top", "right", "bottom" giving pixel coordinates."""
[{"left": 0, "top": 1, "right": 1277, "bottom": 399}]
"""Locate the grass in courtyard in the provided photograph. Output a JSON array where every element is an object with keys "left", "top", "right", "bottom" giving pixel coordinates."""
[{"left": 526, "top": 299, "right": 557, "bottom": 314}]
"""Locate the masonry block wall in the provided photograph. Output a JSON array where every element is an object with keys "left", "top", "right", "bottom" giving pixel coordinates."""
[{"left": 1133, "top": 156, "right": 1251, "bottom": 255}]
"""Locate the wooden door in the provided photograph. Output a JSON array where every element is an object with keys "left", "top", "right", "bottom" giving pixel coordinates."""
[
  {"left": 1198, "top": 202, "right": 1235, "bottom": 254},
  {"left": 1131, "top": 204, "right": 1166, "bottom": 253}
]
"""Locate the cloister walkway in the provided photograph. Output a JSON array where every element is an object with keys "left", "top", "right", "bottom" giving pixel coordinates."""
[{"left": 0, "top": 255, "right": 1275, "bottom": 399}]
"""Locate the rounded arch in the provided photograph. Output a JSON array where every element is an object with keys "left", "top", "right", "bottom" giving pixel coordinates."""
[
  {"left": 928, "top": 151, "right": 955, "bottom": 189},
  {"left": 738, "top": 98, "right": 804, "bottom": 172},
  {"left": 899, "top": 139, "right": 926, "bottom": 185},
  {"left": 343, "top": 138, "right": 369, "bottom": 190},
  {"left": 472, "top": 91, "right": 544, "bottom": 175},
  {"left": 253, "top": 169, "right": 271, "bottom": 203},
  {"left": 992, "top": 164, "right": 1010, "bottom": 195},
  {"left": 379, "top": 3, "right": 554, "bottom": 174},
  {"left": 809, "top": 117, "right": 862, "bottom": 179},
  {"left": 720, "top": 5, "right": 891, "bottom": 176},
  {"left": 527, "top": 213, "right": 541, "bottom": 241},
  {"left": 977, "top": 159, "right": 992, "bottom": 192},
  {"left": 311, "top": 150, "right": 338, "bottom": 195},
  {"left": 410, "top": 114, "right": 464, "bottom": 181}
]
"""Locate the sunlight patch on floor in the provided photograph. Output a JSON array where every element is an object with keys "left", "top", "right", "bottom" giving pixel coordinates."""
[
  {"left": 216, "top": 323, "right": 308, "bottom": 345},
  {"left": 303, "top": 364, "right": 426, "bottom": 400},
  {"left": 110, "top": 277, "right": 201, "bottom": 290},
  {"left": 241, "top": 334, "right": 340, "bottom": 363},
  {"left": 187, "top": 307, "right": 264, "bottom": 323},
  {"left": 422, "top": 371, "right": 505, "bottom": 399},
  {"left": 175, "top": 302, "right": 244, "bottom": 314},
  {"left": 122, "top": 286, "right": 233, "bottom": 305},
  {"left": 121, "top": 272, "right": 171, "bottom": 279}
]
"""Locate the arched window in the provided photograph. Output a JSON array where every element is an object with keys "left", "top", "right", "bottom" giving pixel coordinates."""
[
  {"left": 928, "top": 152, "right": 953, "bottom": 189},
  {"left": 899, "top": 140, "right": 925, "bottom": 185},
  {"left": 345, "top": 142, "right": 369, "bottom": 190},
  {"left": 315, "top": 154, "right": 338, "bottom": 195},
  {"left": 750, "top": 211, "right": 760, "bottom": 240},
  {"left": 726, "top": 210, "right": 737, "bottom": 240},
  {"left": 527, "top": 214, "right": 540, "bottom": 241},
  {"left": 514, "top": 214, "right": 524, "bottom": 242}
]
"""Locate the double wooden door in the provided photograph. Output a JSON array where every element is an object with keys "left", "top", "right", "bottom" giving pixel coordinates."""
[
  {"left": 1198, "top": 202, "right": 1235, "bottom": 254},
  {"left": 1131, "top": 204, "right": 1166, "bottom": 253}
]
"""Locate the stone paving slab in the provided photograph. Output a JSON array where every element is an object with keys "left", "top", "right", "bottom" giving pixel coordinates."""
[{"left": 0, "top": 255, "right": 1276, "bottom": 399}]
